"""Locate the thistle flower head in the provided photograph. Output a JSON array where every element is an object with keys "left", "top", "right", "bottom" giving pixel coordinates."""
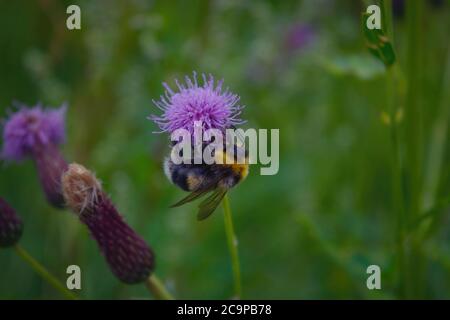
[
  {"left": 0, "top": 197, "right": 24, "bottom": 248},
  {"left": 62, "top": 163, "right": 154, "bottom": 284},
  {"left": 1, "top": 103, "right": 68, "bottom": 208},
  {"left": 1, "top": 104, "right": 66, "bottom": 162},
  {"left": 149, "top": 72, "right": 245, "bottom": 135}
]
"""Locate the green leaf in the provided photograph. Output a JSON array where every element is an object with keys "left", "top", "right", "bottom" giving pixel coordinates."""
[
  {"left": 414, "top": 197, "right": 450, "bottom": 238},
  {"left": 362, "top": 12, "right": 396, "bottom": 67},
  {"left": 321, "top": 53, "right": 386, "bottom": 80}
]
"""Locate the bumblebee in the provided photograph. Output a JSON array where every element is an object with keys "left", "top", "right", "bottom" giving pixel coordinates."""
[{"left": 164, "top": 147, "right": 249, "bottom": 220}]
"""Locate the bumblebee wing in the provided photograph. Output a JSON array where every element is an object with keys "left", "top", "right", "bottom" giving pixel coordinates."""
[
  {"left": 170, "top": 166, "right": 230, "bottom": 208},
  {"left": 197, "top": 187, "right": 228, "bottom": 221},
  {"left": 170, "top": 188, "right": 212, "bottom": 208}
]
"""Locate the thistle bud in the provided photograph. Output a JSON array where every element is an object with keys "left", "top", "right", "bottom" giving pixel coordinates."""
[
  {"left": 0, "top": 197, "right": 24, "bottom": 248},
  {"left": 62, "top": 163, "right": 154, "bottom": 284},
  {"left": 1, "top": 104, "right": 68, "bottom": 208}
]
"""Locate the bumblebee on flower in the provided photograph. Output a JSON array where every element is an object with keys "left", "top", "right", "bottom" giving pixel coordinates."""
[{"left": 149, "top": 72, "right": 249, "bottom": 220}]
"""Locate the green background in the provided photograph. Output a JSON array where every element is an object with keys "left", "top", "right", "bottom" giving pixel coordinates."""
[{"left": 0, "top": 0, "right": 449, "bottom": 299}]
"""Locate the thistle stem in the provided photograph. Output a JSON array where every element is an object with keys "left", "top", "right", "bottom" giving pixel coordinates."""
[
  {"left": 381, "top": 0, "right": 407, "bottom": 299},
  {"left": 145, "top": 274, "right": 174, "bottom": 300},
  {"left": 387, "top": 65, "right": 408, "bottom": 299},
  {"left": 405, "top": 0, "right": 425, "bottom": 298},
  {"left": 222, "top": 194, "right": 242, "bottom": 299},
  {"left": 14, "top": 244, "right": 78, "bottom": 300}
]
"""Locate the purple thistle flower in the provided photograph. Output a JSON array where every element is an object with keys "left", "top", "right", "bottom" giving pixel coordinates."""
[
  {"left": 2, "top": 104, "right": 66, "bottom": 161},
  {"left": 0, "top": 197, "right": 24, "bottom": 248},
  {"left": 62, "top": 163, "right": 154, "bottom": 284},
  {"left": 149, "top": 72, "right": 245, "bottom": 135},
  {"left": 1, "top": 104, "right": 68, "bottom": 208}
]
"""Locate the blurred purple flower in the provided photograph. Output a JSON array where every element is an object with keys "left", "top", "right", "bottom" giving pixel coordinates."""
[
  {"left": 392, "top": 0, "right": 405, "bottom": 18},
  {"left": 393, "top": 0, "right": 444, "bottom": 18},
  {"left": 149, "top": 72, "right": 245, "bottom": 135},
  {"left": 0, "top": 197, "right": 24, "bottom": 248},
  {"left": 2, "top": 104, "right": 66, "bottom": 161},
  {"left": 62, "top": 163, "right": 154, "bottom": 284},
  {"left": 1, "top": 104, "right": 68, "bottom": 208},
  {"left": 284, "top": 23, "right": 315, "bottom": 52}
]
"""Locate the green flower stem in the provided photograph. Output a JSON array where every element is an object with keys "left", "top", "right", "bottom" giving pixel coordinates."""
[
  {"left": 387, "top": 67, "right": 408, "bottom": 299},
  {"left": 381, "top": 0, "right": 407, "bottom": 299},
  {"left": 222, "top": 194, "right": 242, "bottom": 299},
  {"left": 405, "top": 0, "right": 425, "bottom": 298},
  {"left": 14, "top": 244, "right": 78, "bottom": 300},
  {"left": 421, "top": 28, "right": 450, "bottom": 224},
  {"left": 145, "top": 274, "right": 174, "bottom": 300}
]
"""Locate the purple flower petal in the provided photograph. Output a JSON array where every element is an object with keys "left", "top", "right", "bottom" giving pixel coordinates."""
[
  {"left": 1, "top": 104, "right": 66, "bottom": 162},
  {"left": 149, "top": 72, "right": 245, "bottom": 134}
]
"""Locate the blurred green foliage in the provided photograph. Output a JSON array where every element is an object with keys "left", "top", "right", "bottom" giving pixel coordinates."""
[{"left": 0, "top": 0, "right": 450, "bottom": 299}]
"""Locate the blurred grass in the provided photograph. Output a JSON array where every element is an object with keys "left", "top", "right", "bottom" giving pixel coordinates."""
[{"left": 0, "top": 0, "right": 450, "bottom": 299}]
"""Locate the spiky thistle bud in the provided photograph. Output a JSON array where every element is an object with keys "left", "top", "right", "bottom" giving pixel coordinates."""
[
  {"left": 1, "top": 104, "right": 68, "bottom": 208},
  {"left": 0, "top": 197, "right": 24, "bottom": 248},
  {"left": 61, "top": 163, "right": 154, "bottom": 284}
]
